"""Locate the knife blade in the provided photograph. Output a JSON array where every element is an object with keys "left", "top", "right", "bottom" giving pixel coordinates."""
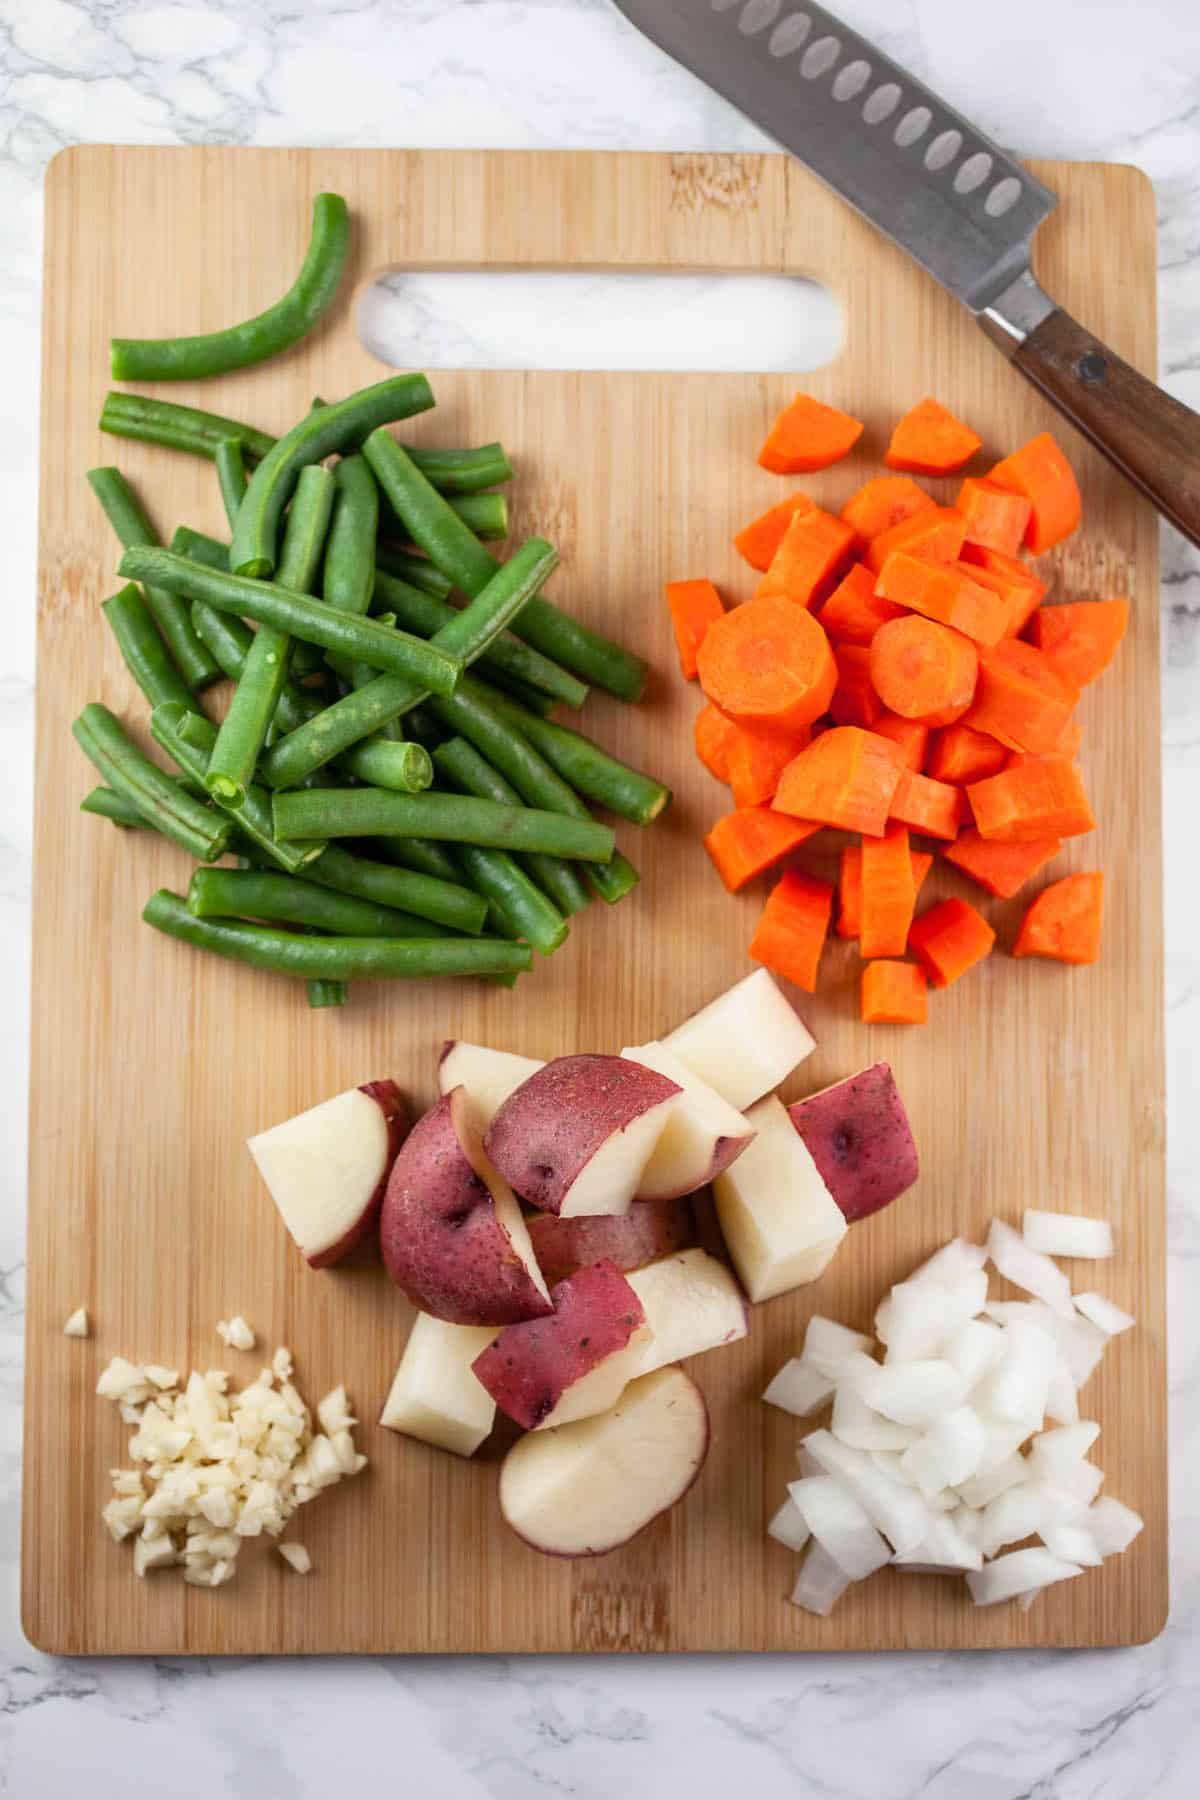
[{"left": 611, "top": 0, "right": 1200, "bottom": 547}]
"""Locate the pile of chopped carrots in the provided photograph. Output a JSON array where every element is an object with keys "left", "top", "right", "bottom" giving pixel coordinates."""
[{"left": 667, "top": 393, "right": 1122, "bottom": 1024}]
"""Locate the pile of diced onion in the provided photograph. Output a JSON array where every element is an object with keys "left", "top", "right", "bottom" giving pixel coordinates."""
[{"left": 764, "top": 1211, "right": 1143, "bottom": 1615}]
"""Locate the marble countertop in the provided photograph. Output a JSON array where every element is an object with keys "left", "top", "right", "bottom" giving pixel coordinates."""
[{"left": 2, "top": 1, "right": 1197, "bottom": 1793}]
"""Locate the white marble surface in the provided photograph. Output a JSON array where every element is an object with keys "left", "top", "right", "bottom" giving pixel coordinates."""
[{"left": 2, "top": 0, "right": 1198, "bottom": 1793}]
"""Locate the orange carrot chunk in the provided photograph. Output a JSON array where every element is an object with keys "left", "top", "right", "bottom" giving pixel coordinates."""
[
  {"left": 733, "top": 492, "right": 816, "bottom": 570},
  {"left": 694, "top": 702, "right": 737, "bottom": 784},
  {"left": 727, "top": 721, "right": 811, "bottom": 808},
  {"left": 889, "top": 767, "right": 966, "bottom": 840},
  {"left": 861, "top": 960, "right": 928, "bottom": 1024},
  {"left": 839, "top": 843, "right": 931, "bottom": 939},
  {"left": 925, "top": 722, "right": 1008, "bottom": 785},
  {"left": 703, "top": 806, "right": 822, "bottom": 894},
  {"left": 872, "top": 712, "right": 930, "bottom": 771},
  {"left": 819, "top": 562, "right": 907, "bottom": 645},
  {"left": 875, "top": 552, "right": 1012, "bottom": 647},
  {"left": 830, "top": 643, "right": 885, "bottom": 728},
  {"left": 966, "top": 758, "right": 1095, "bottom": 843},
  {"left": 774, "top": 727, "right": 903, "bottom": 836},
  {"left": 864, "top": 506, "right": 967, "bottom": 576},
  {"left": 960, "top": 544, "right": 1048, "bottom": 636},
  {"left": 885, "top": 397, "right": 982, "bottom": 476},
  {"left": 666, "top": 578, "right": 724, "bottom": 680},
  {"left": 955, "top": 477, "right": 1033, "bottom": 557},
  {"left": 1013, "top": 871, "right": 1104, "bottom": 965},
  {"left": 697, "top": 596, "right": 837, "bottom": 732},
  {"left": 749, "top": 868, "right": 834, "bottom": 992},
  {"left": 869, "top": 614, "right": 979, "bottom": 726},
  {"left": 758, "top": 393, "right": 864, "bottom": 475},
  {"left": 755, "top": 506, "right": 857, "bottom": 608},
  {"left": 909, "top": 898, "right": 996, "bottom": 987},
  {"left": 943, "top": 829, "right": 1061, "bottom": 899},
  {"left": 1027, "top": 599, "right": 1130, "bottom": 688},
  {"left": 988, "top": 432, "right": 1082, "bottom": 553},
  {"left": 965, "top": 639, "right": 1079, "bottom": 753},
  {"left": 861, "top": 825, "right": 917, "bottom": 958},
  {"left": 841, "top": 475, "right": 935, "bottom": 541}
]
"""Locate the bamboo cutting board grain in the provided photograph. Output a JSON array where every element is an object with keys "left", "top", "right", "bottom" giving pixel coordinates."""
[{"left": 25, "top": 147, "right": 1165, "bottom": 1654}]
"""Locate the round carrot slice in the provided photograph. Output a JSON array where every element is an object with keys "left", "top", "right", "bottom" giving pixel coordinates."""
[
  {"left": 869, "top": 615, "right": 978, "bottom": 726},
  {"left": 696, "top": 596, "right": 837, "bottom": 732}
]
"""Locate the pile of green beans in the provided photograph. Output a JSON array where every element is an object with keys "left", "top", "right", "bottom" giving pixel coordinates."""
[{"left": 76, "top": 208, "right": 671, "bottom": 1006}]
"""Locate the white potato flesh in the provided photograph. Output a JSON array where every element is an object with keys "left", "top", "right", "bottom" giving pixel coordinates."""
[
  {"left": 379, "top": 1315, "right": 500, "bottom": 1457},
  {"left": 768, "top": 1497, "right": 811, "bottom": 1552},
  {"left": 967, "top": 1548, "right": 1082, "bottom": 1606},
  {"left": 1022, "top": 1209, "right": 1114, "bottom": 1260},
  {"left": 535, "top": 1330, "right": 654, "bottom": 1431},
  {"left": 789, "top": 1542, "right": 852, "bottom": 1616},
  {"left": 499, "top": 1367, "right": 708, "bottom": 1556},
  {"left": 763, "top": 1358, "right": 835, "bottom": 1418},
  {"left": 1072, "top": 1291, "right": 1135, "bottom": 1336},
  {"left": 712, "top": 1095, "right": 846, "bottom": 1303},
  {"left": 626, "top": 1249, "right": 748, "bottom": 1375},
  {"left": 438, "top": 1043, "right": 545, "bottom": 1131},
  {"left": 620, "top": 1041, "right": 754, "bottom": 1200},
  {"left": 664, "top": 969, "right": 815, "bottom": 1110},
  {"left": 558, "top": 1095, "right": 680, "bottom": 1217},
  {"left": 248, "top": 1087, "right": 388, "bottom": 1261}
]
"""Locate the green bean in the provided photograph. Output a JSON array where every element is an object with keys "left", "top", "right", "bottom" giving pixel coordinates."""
[
  {"left": 231, "top": 374, "right": 434, "bottom": 577},
  {"left": 87, "top": 467, "right": 220, "bottom": 690},
  {"left": 273, "top": 788, "right": 614, "bottom": 860},
  {"left": 481, "top": 673, "right": 558, "bottom": 717},
  {"left": 322, "top": 454, "right": 379, "bottom": 616},
  {"left": 307, "top": 979, "right": 348, "bottom": 1009},
  {"left": 81, "top": 785, "right": 154, "bottom": 829},
  {"left": 101, "top": 583, "right": 195, "bottom": 711},
  {"left": 451, "top": 843, "right": 567, "bottom": 955},
  {"left": 363, "top": 428, "right": 646, "bottom": 700},
  {"left": 150, "top": 703, "right": 325, "bottom": 875},
  {"left": 587, "top": 849, "right": 640, "bottom": 905},
  {"left": 483, "top": 688, "right": 671, "bottom": 825},
  {"left": 407, "top": 443, "right": 513, "bottom": 494},
  {"left": 305, "top": 844, "right": 486, "bottom": 934},
  {"left": 374, "top": 545, "right": 453, "bottom": 597},
  {"left": 433, "top": 736, "right": 590, "bottom": 919},
  {"left": 215, "top": 437, "right": 249, "bottom": 526},
  {"left": 72, "top": 703, "right": 231, "bottom": 861},
  {"left": 376, "top": 835, "right": 464, "bottom": 884},
  {"left": 112, "top": 194, "right": 351, "bottom": 381},
  {"left": 340, "top": 737, "right": 433, "bottom": 793},
  {"left": 449, "top": 492, "right": 507, "bottom": 540},
  {"left": 143, "top": 890, "right": 532, "bottom": 982},
  {"left": 118, "top": 547, "right": 461, "bottom": 696},
  {"left": 171, "top": 525, "right": 229, "bottom": 570},
  {"left": 206, "top": 464, "right": 335, "bottom": 803},
  {"left": 187, "top": 866, "right": 447, "bottom": 939},
  {"left": 99, "top": 392, "right": 277, "bottom": 462}
]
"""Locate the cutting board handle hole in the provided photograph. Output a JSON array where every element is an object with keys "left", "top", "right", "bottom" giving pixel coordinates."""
[{"left": 356, "top": 269, "right": 842, "bottom": 373}]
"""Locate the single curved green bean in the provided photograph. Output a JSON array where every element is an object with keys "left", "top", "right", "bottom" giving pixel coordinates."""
[
  {"left": 587, "top": 849, "right": 640, "bottom": 905},
  {"left": 117, "top": 547, "right": 460, "bottom": 695},
  {"left": 323, "top": 454, "right": 379, "bottom": 615},
  {"left": 451, "top": 843, "right": 567, "bottom": 955},
  {"left": 340, "top": 737, "right": 433, "bottom": 793},
  {"left": 143, "top": 890, "right": 531, "bottom": 981},
  {"left": 363, "top": 428, "right": 646, "bottom": 701},
  {"left": 81, "top": 786, "right": 153, "bottom": 829},
  {"left": 171, "top": 525, "right": 229, "bottom": 569},
  {"left": 432, "top": 736, "right": 590, "bottom": 919},
  {"left": 273, "top": 788, "right": 614, "bottom": 861},
  {"left": 375, "top": 835, "right": 464, "bottom": 884},
  {"left": 480, "top": 673, "right": 558, "bottom": 717},
  {"left": 448, "top": 492, "right": 507, "bottom": 540},
  {"left": 374, "top": 544, "right": 453, "bottom": 598},
  {"left": 87, "top": 467, "right": 220, "bottom": 690},
  {"left": 483, "top": 688, "right": 671, "bottom": 826},
  {"left": 407, "top": 443, "right": 513, "bottom": 493},
  {"left": 72, "top": 703, "right": 230, "bottom": 861},
  {"left": 101, "top": 583, "right": 194, "bottom": 711},
  {"left": 305, "top": 844, "right": 486, "bottom": 934},
  {"left": 112, "top": 193, "right": 351, "bottom": 381},
  {"left": 215, "top": 437, "right": 248, "bottom": 526},
  {"left": 99, "top": 392, "right": 277, "bottom": 462},
  {"left": 231, "top": 374, "right": 434, "bottom": 577},
  {"left": 187, "top": 866, "right": 445, "bottom": 939},
  {"left": 306, "top": 978, "right": 348, "bottom": 1009}
]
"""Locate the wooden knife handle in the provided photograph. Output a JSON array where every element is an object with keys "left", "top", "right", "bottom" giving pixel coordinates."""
[{"left": 1010, "top": 307, "right": 1200, "bottom": 549}]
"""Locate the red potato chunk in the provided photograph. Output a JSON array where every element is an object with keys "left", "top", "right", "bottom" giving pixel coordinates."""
[{"left": 787, "top": 1064, "right": 919, "bottom": 1223}]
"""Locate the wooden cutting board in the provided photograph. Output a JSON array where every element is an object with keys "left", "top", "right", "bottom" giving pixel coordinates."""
[{"left": 25, "top": 146, "right": 1165, "bottom": 1654}]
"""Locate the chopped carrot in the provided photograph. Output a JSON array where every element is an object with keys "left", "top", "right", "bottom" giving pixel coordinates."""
[
  {"left": 1047, "top": 715, "right": 1084, "bottom": 759},
  {"left": 872, "top": 712, "right": 929, "bottom": 771},
  {"left": 840, "top": 475, "right": 935, "bottom": 541},
  {"left": 703, "top": 806, "right": 821, "bottom": 893},
  {"left": 694, "top": 702, "right": 737, "bottom": 784},
  {"left": 697, "top": 596, "right": 837, "bottom": 732},
  {"left": 967, "top": 758, "right": 1095, "bottom": 843},
  {"left": 869, "top": 614, "right": 979, "bottom": 726},
  {"left": 864, "top": 506, "right": 967, "bottom": 576},
  {"left": 1027, "top": 599, "right": 1130, "bottom": 687},
  {"left": 666, "top": 578, "right": 724, "bottom": 680},
  {"left": 912, "top": 849, "right": 934, "bottom": 896},
  {"left": 989, "top": 432, "right": 1082, "bottom": 553},
  {"left": 861, "top": 825, "right": 917, "bottom": 958},
  {"left": 956, "top": 477, "right": 1032, "bottom": 557},
  {"left": 727, "top": 721, "right": 811, "bottom": 808},
  {"left": 965, "top": 640, "right": 1079, "bottom": 753},
  {"left": 1013, "top": 871, "right": 1104, "bottom": 965},
  {"left": 838, "top": 843, "right": 931, "bottom": 939},
  {"left": 909, "top": 898, "right": 996, "bottom": 986},
  {"left": 960, "top": 544, "right": 1047, "bottom": 636},
  {"left": 861, "top": 960, "right": 928, "bottom": 1024},
  {"left": 755, "top": 507, "right": 857, "bottom": 608},
  {"left": 749, "top": 869, "right": 834, "bottom": 992},
  {"left": 885, "top": 397, "right": 982, "bottom": 475},
  {"left": 819, "top": 562, "right": 906, "bottom": 644},
  {"left": 925, "top": 722, "right": 1008, "bottom": 785},
  {"left": 733, "top": 492, "right": 815, "bottom": 570},
  {"left": 774, "top": 726, "right": 903, "bottom": 836},
  {"left": 943, "top": 829, "right": 1061, "bottom": 899},
  {"left": 758, "top": 393, "right": 864, "bottom": 475},
  {"left": 889, "top": 767, "right": 966, "bottom": 840},
  {"left": 830, "top": 644, "right": 885, "bottom": 728},
  {"left": 875, "top": 552, "right": 1011, "bottom": 646}
]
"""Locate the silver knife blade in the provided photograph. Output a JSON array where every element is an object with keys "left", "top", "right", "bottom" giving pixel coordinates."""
[{"left": 611, "top": 0, "right": 1057, "bottom": 318}]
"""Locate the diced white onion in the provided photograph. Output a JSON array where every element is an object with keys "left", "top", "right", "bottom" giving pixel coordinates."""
[
  {"left": 802, "top": 1317, "right": 875, "bottom": 1378},
  {"left": 1087, "top": 1497, "right": 1144, "bottom": 1556},
  {"left": 1040, "top": 1523, "right": 1103, "bottom": 1567},
  {"left": 831, "top": 1386, "right": 918, "bottom": 1452},
  {"left": 856, "top": 1360, "right": 965, "bottom": 1427},
  {"left": 1023, "top": 1210, "right": 1113, "bottom": 1260},
  {"left": 1028, "top": 1421, "right": 1100, "bottom": 1475},
  {"left": 899, "top": 1407, "right": 986, "bottom": 1498},
  {"left": 956, "top": 1452, "right": 1028, "bottom": 1510},
  {"left": 944, "top": 1318, "right": 1006, "bottom": 1389},
  {"left": 909, "top": 1239, "right": 989, "bottom": 1283},
  {"left": 967, "top": 1548, "right": 1083, "bottom": 1606},
  {"left": 803, "top": 1430, "right": 932, "bottom": 1555},
  {"left": 893, "top": 1514, "right": 983, "bottom": 1572},
  {"left": 788, "top": 1476, "right": 892, "bottom": 1579},
  {"left": 987, "top": 1220, "right": 1075, "bottom": 1318},
  {"left": 763, "top": 1359, "right": 834, "bottom": 1417},
  {"left": 789, "top": 1541, "right": 853, "bottom": 1616},
  {"left": 977, "top": 1483, "right": 1047, "bottom": 1557},
  {"left": 767, "top": 1498, "right": 811, "bottom": 1552},
  {"left": 1073, "top": 1292, "right": 1135, "bottom": 1336},
  {"left": 1044, "top": 1358, "right": 1079, "bottom": 1426}
]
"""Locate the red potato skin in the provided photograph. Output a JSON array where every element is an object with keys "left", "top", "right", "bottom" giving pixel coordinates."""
[
  {"left": 787, "top": 1063, "right": 919, "bottom": 1223},
  {"left": 471, "top": 1260, "right": 646, "bottom": 1429},
  {"left": 307, "top": 1080, "right": 409, "bottom": 1269},
  {"left": 380, "top": 1092, "right": 553, "bottom": 1325},
  {"left": 526, "top": 1198, "right": 695, "bottom": 1287},
  {"left": 483, "top": 1055, "right": 681, "bottom": 1215}
]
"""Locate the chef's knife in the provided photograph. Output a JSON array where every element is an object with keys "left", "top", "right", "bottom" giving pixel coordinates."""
[{"left": 612, "top": 0, "right": 1200, "bottom": 547}]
